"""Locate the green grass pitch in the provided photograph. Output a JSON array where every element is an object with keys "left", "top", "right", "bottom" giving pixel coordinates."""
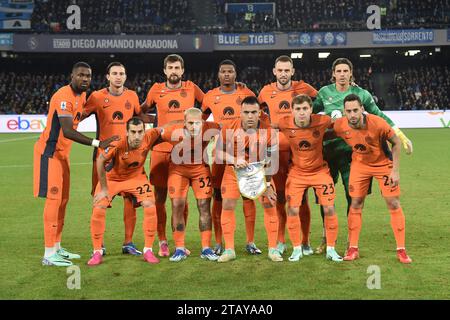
[{"left": 0, "top": 129, "right": 449, "bottom": 299}]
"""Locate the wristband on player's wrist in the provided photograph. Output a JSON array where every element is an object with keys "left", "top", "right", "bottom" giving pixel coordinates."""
[{"left": 91, "top": 139, "right": 100, "bottom": 148}]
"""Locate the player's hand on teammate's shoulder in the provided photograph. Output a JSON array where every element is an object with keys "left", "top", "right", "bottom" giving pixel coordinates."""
[
  {"left": 236, "top": 81, "right": 247, "bottom": 89},
  {"left": 99, "top": 135, "right": 120, "bottom": 149}
]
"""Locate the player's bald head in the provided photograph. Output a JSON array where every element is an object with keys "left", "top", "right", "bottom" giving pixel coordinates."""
[{"left": 184, "top": 107, "right": 202, "bottom": 120}]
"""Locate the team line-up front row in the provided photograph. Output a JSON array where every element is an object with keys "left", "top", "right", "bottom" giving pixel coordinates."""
[{"left": 33, "top": 55, "right": 413, "bottom": 267}]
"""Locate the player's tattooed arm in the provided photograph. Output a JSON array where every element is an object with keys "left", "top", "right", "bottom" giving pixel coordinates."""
[
  {"left": 388, "top": 134, "right": 401, "bottom": 188},
  {"left": 59, "top": 116, "right": 119, "bottom": 148}
]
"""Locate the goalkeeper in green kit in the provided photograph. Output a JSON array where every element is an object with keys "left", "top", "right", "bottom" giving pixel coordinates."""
[{"left": 312, "top": 58, "right": 413, "bottom": 254}]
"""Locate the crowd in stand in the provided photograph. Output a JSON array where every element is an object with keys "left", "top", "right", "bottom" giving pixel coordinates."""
[
  {"left": 31, "top": 0, "right": 194, "bottom": 34},
  {"left": 389, "top": 66, "right": 450, "bottom": 111},
  {"left": 27, "top": 0, "right": 450, "bottom": 34},
  {"left": 2, "top": 65, "right": 426, "bottom": 115},
  {"left": 222, "top": 0, "right": 450, "bottom": 33}
]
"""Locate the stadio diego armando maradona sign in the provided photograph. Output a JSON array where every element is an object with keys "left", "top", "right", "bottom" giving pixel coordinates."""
[{"left": 12, "top": 34, "right": 213, "bottom": 52}]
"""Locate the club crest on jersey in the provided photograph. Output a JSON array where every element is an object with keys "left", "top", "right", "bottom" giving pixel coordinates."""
[
  {"left": 125, "top": 100, "right": 132, "bottom": 110},
  {"left": 60, "top": 101, "right": 67, "bottom": 110},
  {"left": 313, "top": 130, "right": 320, "bottom": 138},
  {"left": 104, "top": 147, "right": 110, "bottom": 154},
  {"left": 104, "top": 98, "right": 109, "bottom": 103}
]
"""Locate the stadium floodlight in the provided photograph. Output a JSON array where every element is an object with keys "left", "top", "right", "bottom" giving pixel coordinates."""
[
  {"left": 318, "top": 52, "right": 330, "bottom": 59},
  {"left": 291, "top": 52, "right": 303, "bottom": 59},
  {"left": 360, "top": 54, "right": 372, "bottom": 58}
]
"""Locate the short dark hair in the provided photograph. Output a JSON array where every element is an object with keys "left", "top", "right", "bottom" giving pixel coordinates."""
[
  {"left": 275, "top": 55, "right": 293, "bottom": 66},
  {"left": 292, "top": 94, "right": 313, "bottom": 108},
  {"left": 219, "top": 59, "right": 237, "bottom": 71},
  {"left": 343, "top": 94, "right": 362, "bottom": 106},
  {"left": 106, "top": 62, "right": 125, "bottom": 74},
  {"left": 126, "top": 117, "right": 144, "bottom": 131},
  {"left": 241, "top": 96, "right": 260, "bottom": 107},
  {"left": 164, "top": 54, "right": 184, "bottom": 69},
  {"left": 72, "top": 61, "right": 91, "bottom": 71},
  {"left": 331, "top": 58, "right": 354, "bottom": 83}
]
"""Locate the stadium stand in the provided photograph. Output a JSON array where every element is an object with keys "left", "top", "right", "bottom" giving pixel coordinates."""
[{"left": 24, "top": 0, "right": 450, "bottom": 34}]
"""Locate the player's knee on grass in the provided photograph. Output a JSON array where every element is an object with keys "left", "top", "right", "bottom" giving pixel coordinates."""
[
  {"left": 385, "top": 197, "right": 401, "bottom": 210},
  {"left": 172, "top": 198, "right": 186, "bottom": 213},
  {"left": 351, "top": 197, "right": 365, "bottom": 209},
  {"left": 222, "top": 198, "right": 237, "bottom": 211},
  {"left": 154, "top": 187, "right": 168, "bottom": 204},
  {"left": 322, "top": 205, "right": 335, "bottom": 216},
  {"left": 141, "top": 200, "right": 155, "bottom": 208},
  {"left": 197, "top": 198, "right": 211, "bottom": 214},
  {"left": 94, "top": 204, "right": 108, "bottom": 209},
  {"left": 287, "top": 206, "right": 300, "bottom": 216},
  {"left": 261, "top": 198, "right": 275, "bottom": 209},
  {"left": 198, "top": 199, "right": 212, "bottom": 231}
]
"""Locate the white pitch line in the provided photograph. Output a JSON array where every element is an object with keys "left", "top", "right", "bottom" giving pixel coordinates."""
[
  {"left": 0, "top": 159, "right": 151, "bottom": 169},
  {"left": 0, "top": 162, "right": 91, "bottom": 169},
  {"left": 0, "top": 135, "right": 40, "bottom": 143}
]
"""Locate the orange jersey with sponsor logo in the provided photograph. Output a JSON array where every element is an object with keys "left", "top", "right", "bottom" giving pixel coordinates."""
[
  {"left": 145, "top": 80, "right": 204, "bottom": 152},
  {"left": 219, "top": 118, "right": 275, "bottom": 164},
  {"left": 100, "top": 128, "right": 161, "bottom": 181},
  {"left": 161, "top": 121, "right": 220, "bottom": 167},
  {"left": 258, "top": 80, "right": 318, "bottom": 125},
  {"left": 278, "top": 114, "right": 331, "bottom": 174},
  {"left": 333, "top": 114, "right": 395, "bottom": 167},
  {"left": 202, "top": 86, "right": 255, "bottom": 126},
  {"left": 35, "top": 85, "right": 86, "bottom": 159},
  {"left": 84, "top": 88, "right": 141, "bottom": 141}
]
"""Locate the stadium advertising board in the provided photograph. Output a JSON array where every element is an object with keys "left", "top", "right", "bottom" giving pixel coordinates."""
[
  {"left": 0, "top": 32, "right": 12, "bottom": 49},
  {"left": 0, "top": 114, "right": 97, "bottom": 133},
  {"left": 0, "top": 0, "right": 33, "bottom": 29},
  {"left": 1, "top": 111, "right": 449, "bottom": 133},
  {"left": 288, "top": 32, "right": 347, "bottom": 47},
  {"left": 12, "top": 34, "right": 214, "bottom": 52},
  {"left": 216, "top": 33, "right": 276, "bottom": 46},
  {"left": 372, "top": 29, "right": 434, "bottom": 44}
]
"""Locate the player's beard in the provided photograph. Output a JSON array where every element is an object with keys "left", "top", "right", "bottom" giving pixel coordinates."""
[
  {"left": 277, "top": 77, "right": 290, "bottom": 86},
  {"left": 168, "top": 74, "right": 181, "bottom": 85}
]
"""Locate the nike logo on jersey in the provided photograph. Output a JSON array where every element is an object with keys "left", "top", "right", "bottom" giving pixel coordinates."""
[{"left": 102, "top": 105, "right": 110, "bottom": 109}]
